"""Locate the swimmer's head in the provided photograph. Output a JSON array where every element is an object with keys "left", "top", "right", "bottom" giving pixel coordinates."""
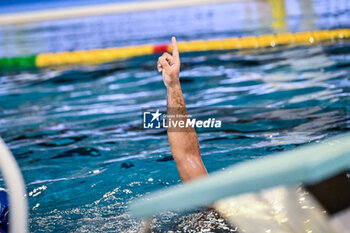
[{"left": 0, "top": 189, "right": 9, "bottom": 233}]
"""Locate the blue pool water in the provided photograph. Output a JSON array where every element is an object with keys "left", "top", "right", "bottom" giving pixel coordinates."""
[
  {"left": 0, "top": 41, "right": 349, "bottom": 232},
  {"left": 0, "top": 0, "right": 350, "bottom": 232}
]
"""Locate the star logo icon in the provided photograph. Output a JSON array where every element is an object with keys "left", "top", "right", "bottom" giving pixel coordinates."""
[
  {"left": 143, "top": 109, "right": 163, "bottom": 129},
  {"left": 151, "top": 109, "right": 162, "bottom": 122}
]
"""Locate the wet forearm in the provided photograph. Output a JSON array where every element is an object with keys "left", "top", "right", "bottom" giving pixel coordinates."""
[
  {"left": 159, "top": 37, "right": 207, "bottom": 181},
  {"left": 166, "top": 82, "right": 206, "bottom": 180},
  {"left": 167, "top": 81, "right": 185, "bottom": 110}
]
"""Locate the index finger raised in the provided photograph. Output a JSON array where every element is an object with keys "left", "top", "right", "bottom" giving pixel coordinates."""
[{"left": 171, "top": 36, "right": 179, "bottom": 62}]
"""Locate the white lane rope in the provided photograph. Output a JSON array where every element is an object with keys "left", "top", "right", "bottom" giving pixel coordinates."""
[{"left": 0, "top": 0, "right": 242, "bottom": 25}]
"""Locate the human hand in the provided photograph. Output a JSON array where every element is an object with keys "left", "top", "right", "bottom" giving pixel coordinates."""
[{"left": 157, "top": 37, "right": 180, "bottom": 88}]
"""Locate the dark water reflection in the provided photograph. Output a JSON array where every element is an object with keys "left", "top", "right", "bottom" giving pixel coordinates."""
[{"left": 0, "top": 40, "right": 349, "bottom": 231}]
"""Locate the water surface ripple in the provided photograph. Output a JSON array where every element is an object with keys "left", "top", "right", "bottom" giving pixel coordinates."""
[{"left": 0, "top": 42, "right": 350, "bottom": 232}]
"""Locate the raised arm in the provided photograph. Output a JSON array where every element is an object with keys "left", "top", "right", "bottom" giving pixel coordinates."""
[{"left": 157, "top": 37, "right": 207, "bottom": 182}]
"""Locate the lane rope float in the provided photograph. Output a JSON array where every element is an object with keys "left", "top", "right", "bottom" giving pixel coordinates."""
[{"left": 0, "top": 28, "right": 349, "bottom": 69}]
